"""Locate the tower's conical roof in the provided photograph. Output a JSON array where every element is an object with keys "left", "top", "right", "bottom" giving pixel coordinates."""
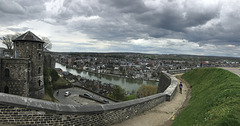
[{"left": 12, "top": 31, "right": 44, "bottom": 43}]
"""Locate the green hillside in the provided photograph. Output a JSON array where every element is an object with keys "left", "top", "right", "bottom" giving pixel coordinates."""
[{"left": 172, "top": 68, "right": 240, "bottom": 126}]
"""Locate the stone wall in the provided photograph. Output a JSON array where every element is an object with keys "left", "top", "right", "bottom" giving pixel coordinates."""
[
  {"left": 0, "top": 58, "right": 30, "bottom": 97},
  {"left": 158, "top": 71, "right": 178, "bottom": 101},
  {"left": 0, "top": 92, "right": 166, "bottom": 126},
  {"left": 162, "top": 72, "right": 178, "bottom": 101},
  {"left": 158, "top": 71, "right": 171, "bottom": 93},
  {"left": 0, "top": 71, "right": 178, "bottom": 126}
]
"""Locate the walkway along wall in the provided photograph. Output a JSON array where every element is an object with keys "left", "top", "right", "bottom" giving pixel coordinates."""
[{"left": 0, "top": 72, "right": 178, "bottom": 126}]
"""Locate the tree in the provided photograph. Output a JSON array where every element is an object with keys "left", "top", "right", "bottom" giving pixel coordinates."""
[
  {"left": 41, "top": 37, "right": 52, "bottom": 50},
  {"left": 137, "top": 85, "right": 157, "bottom": 98},
  {"left": 50, "top": 69, "right": 59, "bottom": 82},
  {"left": 108, "top": 85, "right": 126, "bottom": 101},
  {"left": 0, "top": 33, "right": 21, "bottom": 50}
]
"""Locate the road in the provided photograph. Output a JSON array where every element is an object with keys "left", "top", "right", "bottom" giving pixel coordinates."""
[{"left": 54, "top": 87, "right": 115, "bottom": 106}]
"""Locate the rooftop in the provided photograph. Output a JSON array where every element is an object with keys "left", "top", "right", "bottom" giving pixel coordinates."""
[{"left": 12, "top": 31, "right": 44, "bottom": 43}]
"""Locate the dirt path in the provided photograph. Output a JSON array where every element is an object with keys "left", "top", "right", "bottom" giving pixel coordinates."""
[{"left": 113, "top": 75, "right": 190, "bottom": 126}]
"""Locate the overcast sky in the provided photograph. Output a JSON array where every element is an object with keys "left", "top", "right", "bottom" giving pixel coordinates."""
[{"left": 0, "top": 0, "right": 240, "bottom": 57}]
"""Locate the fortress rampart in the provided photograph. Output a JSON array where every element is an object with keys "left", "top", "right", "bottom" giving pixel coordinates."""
[{"left": 0, "top": 72, "right": 177, "bottom": 126}]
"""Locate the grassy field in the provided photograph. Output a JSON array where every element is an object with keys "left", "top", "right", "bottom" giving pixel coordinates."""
[{"left": 172, "top": 68, "right": 240, "bottom": 126}]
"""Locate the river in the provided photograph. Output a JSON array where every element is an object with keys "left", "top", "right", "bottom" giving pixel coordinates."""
[{"left": 55, "top": 63, "right": 158, "bottom": 93}]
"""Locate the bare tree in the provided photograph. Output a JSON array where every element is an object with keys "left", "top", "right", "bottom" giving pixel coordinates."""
[
  {"left": 41, "top": 37, "right": 52, "bottom": 50},
  {"left": 0, "top": 33, "right": 21, "bottom": 50}
]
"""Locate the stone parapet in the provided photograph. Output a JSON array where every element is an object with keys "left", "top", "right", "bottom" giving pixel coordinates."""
[
  {"left": 162, "top": 71, "right": 178, "bottom": 101},
  {"left": 158, "top": 71, "right": 178, "bottom": 101},
  {"left": 0, "top": 92, "right": 166, "bottom": 125}
]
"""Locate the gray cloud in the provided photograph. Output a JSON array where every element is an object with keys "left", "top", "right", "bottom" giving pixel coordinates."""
[
  {"left": 0, "top": 0, "right": 46, "bottom": 25},
  {"left": 58, "top": 0, "right": 221, "bottom": 42},
  {"left": 101, "top": 0, "right": 149, "bottom": 14},
  {"left": 7, "top": 27, "right": 29, "bottom": 33},
  {"left": 0, "top": 0, "right": 25, "bottom": 14},
  {"left": 1, "top": 0, "right": 240, "bottom": 57},
  {"left": 135, "top": 1, "right": 220, "bottom": 32}
]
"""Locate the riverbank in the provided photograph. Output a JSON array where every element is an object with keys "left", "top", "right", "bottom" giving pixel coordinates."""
[
  {"left": 63, "top": 62, "right": 160, "bottom": 82},
  {"left": 55, "top": 63, "right": 158, "bottom": 93}
]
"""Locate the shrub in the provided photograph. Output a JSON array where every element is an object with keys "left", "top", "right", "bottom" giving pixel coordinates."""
[{"left": 137, "top": 84, "right": 158, "bottom": 98}]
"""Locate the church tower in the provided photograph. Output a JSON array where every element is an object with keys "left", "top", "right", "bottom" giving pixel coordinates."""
[{"left": 12, "top": 31, "right": 45, "bottom": 98}]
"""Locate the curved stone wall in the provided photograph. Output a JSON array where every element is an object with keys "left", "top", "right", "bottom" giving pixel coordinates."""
[
  {"left": 162, "top": 72, "right": 178, "bottom": 101},
  {"left": 0, "top": 71, "right": 178, "bottom": 126},
  {"left": 157, "top": 71, "right": 178, "bottom": 101},
  {"left": 157, "top": 71, "right": 171, "bottom": 93}
]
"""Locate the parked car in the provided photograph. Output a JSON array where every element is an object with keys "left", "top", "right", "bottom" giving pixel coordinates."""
[
  {"left": 83, "top": 93, "right": 93, "bottom": 98},
  {"left": 64, "top": 91, "right": 71, "bottom": 97},
  {"left": 102, "top": 99, "right": 109, "bottom": 103}
]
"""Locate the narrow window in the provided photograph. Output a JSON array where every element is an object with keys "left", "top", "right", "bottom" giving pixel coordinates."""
[
  {"left": 38, "top": 43, "right": 42, "bottom": 49},
  {"left": 28, "top": 62, "right": 30, "bottom": 68},
  {"left": 38, "top": 53, "right": 41, "bottom": 60},
  {"left": 4, "top": 86, "right": 9, "bottom": 93},
  {"left": 38, "top": 80, "right": 41, "bottom": 86},
  {"left": 38, "top": 67, "right": 41, "bottom": 74},
  {"left": 5, "top": 69, "right": 10, "bottom": 77}
]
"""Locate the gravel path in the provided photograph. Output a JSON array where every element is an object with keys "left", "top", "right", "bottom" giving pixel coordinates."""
[{"left": 113, "top": 75, "right": 189, "bottom": 126}]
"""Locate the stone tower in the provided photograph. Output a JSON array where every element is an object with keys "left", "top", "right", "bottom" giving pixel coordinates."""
[{"left": 12, "top": 31, "right": 45, "bottom": 98}]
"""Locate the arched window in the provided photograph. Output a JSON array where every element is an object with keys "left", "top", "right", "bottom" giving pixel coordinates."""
[
  {"left": 38, "top": 80, "right": 41, "bottom": 86},
  {"left": 38, "top": 67, "right": 41, "bottom": 74},
  {"left": 5, "top": 69, "right": 10, "bottom": 77}
]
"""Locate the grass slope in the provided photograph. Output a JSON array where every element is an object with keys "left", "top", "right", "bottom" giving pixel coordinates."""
[{"left": 172, "top": 68, "right": 240, "bottom": 126}]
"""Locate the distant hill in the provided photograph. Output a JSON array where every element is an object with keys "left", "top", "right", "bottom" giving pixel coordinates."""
[{"left": 172, "top": 68, "right": 240, "bottom": 126}]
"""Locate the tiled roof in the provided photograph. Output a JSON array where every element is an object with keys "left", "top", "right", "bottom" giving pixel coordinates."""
[{"left": 12, "top": 31, "right": 44, "bottom": 43}]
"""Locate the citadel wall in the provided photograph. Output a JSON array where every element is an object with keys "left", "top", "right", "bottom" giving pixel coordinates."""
[{"left": 0, "top": 71, "right": 177, "bottom": 126}]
